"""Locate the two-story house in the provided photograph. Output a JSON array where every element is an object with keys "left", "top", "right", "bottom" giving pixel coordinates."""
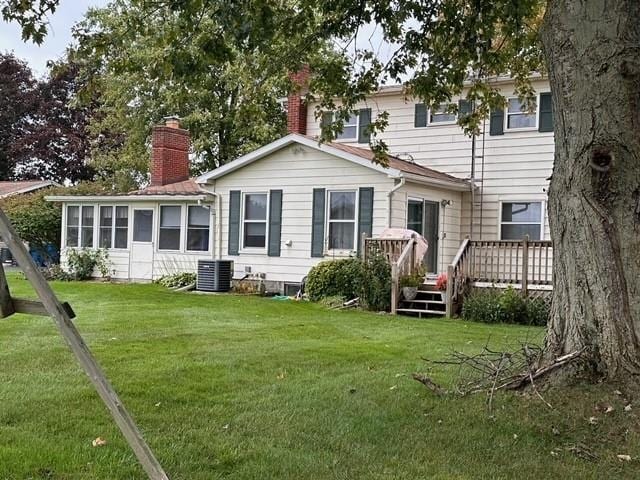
[{"left": 47, "top": 73, "right": 554, "bottom": 314}]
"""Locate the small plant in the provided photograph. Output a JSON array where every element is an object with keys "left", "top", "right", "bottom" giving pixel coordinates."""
[
  {"left": 155, "top": 272, "right": 196, "bottom": 289},
  {"left": 359, "top": 251, "right": 391, "bottom": 311},
  {"left": 435, "top": 272, "right": 447, "bottom": 291},
  {"left": 306, "top": 257, "right": 363, "bottom": 301},
  {"left": 66, "top": 248, "right": 111, "bottom": 281},
  {"left": 399, "top": 270, "right": 424, "bottom": 288}
]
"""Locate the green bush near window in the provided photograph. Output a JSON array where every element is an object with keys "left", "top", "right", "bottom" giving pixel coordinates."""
[
  {"left": 66, "top": 248, "right": 111, "bottom": 280},
  {"left": 306, "top": 257, "right": 362, "bottom": 302},
  {"left": 306, "top": 252, "right": 391, "bottom": 312},
  {"left": 461, "top": 286, "right": 549, "bottom": 326}
]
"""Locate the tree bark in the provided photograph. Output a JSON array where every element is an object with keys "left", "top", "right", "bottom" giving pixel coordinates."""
[{"left": 540, "top": 0, "right": 640, "bottom": 380}]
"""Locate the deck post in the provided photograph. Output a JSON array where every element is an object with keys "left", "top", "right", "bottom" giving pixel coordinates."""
[
  {"left": 521, "top": 235, "right": 529, "bottom": 297},
  {"left": 445, "top": 264, "right": 454, "bottom": 317},
  {"left": 391, "top": 262, "right": 399, "bottom": 314}
]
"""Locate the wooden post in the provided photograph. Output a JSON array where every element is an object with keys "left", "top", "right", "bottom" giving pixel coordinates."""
[
  {"left": 0, "top": 209, "right": 169, "bottom": 480},
  {"left": 361, "top": 232, "right": 368, "bottom": 259},
  {"left": 521, "top": 235, "right": 529, "bottom": 297},
  {"left": 445, "top": 264, "right": 454, "bottom": 317},
  {"left": 391, "top": 262, "right": 398, "bottom": 314}
]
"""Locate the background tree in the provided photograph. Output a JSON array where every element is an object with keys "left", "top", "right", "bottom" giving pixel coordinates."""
[
  {"left": 10, "top": 60, "right": 96, "bottom": 184},
  {"left": 0, "top": 53, "right": 39, "bottom": 180},
  {"left": 68, "top": 0, "right": 327, "bottom": 184}
]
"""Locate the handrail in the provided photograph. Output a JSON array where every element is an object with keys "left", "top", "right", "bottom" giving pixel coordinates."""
[
  {"left": 390, "top": 237, "right": 417, "bottom": 314},
  {"left": 450, "top": 238, "right": 470, "bottom": 266},
  {"left": 445, "top": 238, "right": 471, "bottom": 317}
]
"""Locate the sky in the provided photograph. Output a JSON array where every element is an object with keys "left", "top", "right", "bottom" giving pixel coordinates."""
[{"left": 0, "top": 0, "right": 108, "bottom": 77}]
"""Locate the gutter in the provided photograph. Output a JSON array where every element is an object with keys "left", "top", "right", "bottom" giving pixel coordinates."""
[
  {"left": 45, "top": 194, "right": 212, "bottom": 202},
  {"left": 387, "top": 177, "right": 406, "bottom": 228}
]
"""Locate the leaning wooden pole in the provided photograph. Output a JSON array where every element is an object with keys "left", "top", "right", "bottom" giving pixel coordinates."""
[{"left": 0, "top": 209, "right": 169, "bottom": 480}]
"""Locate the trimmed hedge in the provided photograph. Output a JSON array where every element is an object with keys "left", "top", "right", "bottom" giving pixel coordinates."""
[{"left": 461, "top": 287, "right": 549, "bottom": 326}]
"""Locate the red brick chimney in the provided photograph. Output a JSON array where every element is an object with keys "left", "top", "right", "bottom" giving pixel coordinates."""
[
  {"left": 150, "top": 116, "right": 190, "bottom": 186},
  {"left": 287, "top": 66, "right": 310, "bottom": 134}
]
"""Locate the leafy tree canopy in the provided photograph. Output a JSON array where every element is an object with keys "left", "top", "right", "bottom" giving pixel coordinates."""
[{"left": 70, "top": 0, "right": 330, "bottom": 178}]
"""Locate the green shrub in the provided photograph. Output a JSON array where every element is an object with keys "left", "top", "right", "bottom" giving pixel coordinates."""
[
  {"left": 155, "top": 272, "right": 197, "bottom": 289},
  {"left": 66, "top": 248, "right": 111, "bottom": 280},
  {"left": 306, "top": 257, "right": 363, "bottom": 302},
  {"left": 359, "top": 251, "right": 391, "bottom": 312},
  {"left": 461, "top": 287, "right": 550, "bottom": 325},
  {"left": 306, "top": 254, "right": 392, "bottom": 312}
]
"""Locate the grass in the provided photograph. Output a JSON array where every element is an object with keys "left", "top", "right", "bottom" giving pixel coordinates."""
[{"left": 0, "top": 272, "right": 638, "bottom": 479}]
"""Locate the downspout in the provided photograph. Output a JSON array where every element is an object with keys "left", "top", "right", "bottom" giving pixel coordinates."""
[
  {"left": 387, "top": 177, "right": 406, "bottom": 228},
  {"left": 201, "top": 182, "right": 223, "bottom": 259}
]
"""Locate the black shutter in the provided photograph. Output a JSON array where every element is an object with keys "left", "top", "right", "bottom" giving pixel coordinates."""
[
  {"left": 414, "top": 103, "right": 427, "bottom": 127},
  {"left": 311, "top": 188, "right": 325, "bottom": 257},
  {"left": 357, "top": 187, "right": 374, "bottom": 254},
  {"left": 228, "top": 190, "right": 241, "bottom": 255},
  {"left": 538, "top": 92, "right": 554, "bottom": 132},
  {"left": 358, "top": 108, "right": 371, "bottom": 143},
  {"left": 489, "top": 108, "right": 504, "bottom": 136},
  {"left": 458, "top": 99, "right": 472, "bottom": 119},
  {"left": 268, "top": 190, "right": 283, "bottom": 257}
]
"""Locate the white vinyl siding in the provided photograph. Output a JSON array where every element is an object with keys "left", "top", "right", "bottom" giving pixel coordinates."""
[
  {"left": 307, "top": 78, "right": 554, "bottom": 242},
  {"left": 204, "top": 143, "right": 395, "bottom": 283}
]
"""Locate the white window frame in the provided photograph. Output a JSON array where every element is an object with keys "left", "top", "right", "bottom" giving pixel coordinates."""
[
  {"left": 335, "top": 113, "right": 359, "bottom": 141},
  {"left": 325, "top": 189, "right": 358, "bottom": 255},
  {"left": 240, "top": 192, "right": 269, "bottom": 253},
  {"left": 499, "top": 200, "right": 545, "bottom": 240},
  {"left": 157, "top": 204, "right": 183, "bottom": 252},
  {"left": 186, "top": 204, "right": 212, "bottom": 253},
  {"left": 505, "top": 95, "right": 539, "bottom": 131},
  {"left": 98, "top": 205, "right": 129, "bottom": 250},
  {"left": 428, "top": 103, "right": 457, "bottom": 125},
  {"left": 65, "top": 204, "right": 96, "bottom": 249}
]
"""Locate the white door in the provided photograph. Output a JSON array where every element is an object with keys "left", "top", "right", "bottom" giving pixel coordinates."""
[{"left": 130, "top": 208, "right": 154, "bottom": 280}]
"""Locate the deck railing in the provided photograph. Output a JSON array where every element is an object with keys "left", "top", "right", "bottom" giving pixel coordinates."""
[
  {"left": 446, "top": 237, "right": 553, "bottom": 316},
  {"left": 363, "top": 235, "right": 418, "bottom": 314}
]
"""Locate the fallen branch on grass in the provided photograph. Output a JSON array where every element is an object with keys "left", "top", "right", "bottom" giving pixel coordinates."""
[{"left": 413, "top": 344, "right": 585, "bottom": 410}]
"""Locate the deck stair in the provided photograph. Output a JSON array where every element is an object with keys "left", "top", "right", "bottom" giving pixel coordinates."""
[{"left": 397, "top": 281, "right": 446, "bottom": 318}]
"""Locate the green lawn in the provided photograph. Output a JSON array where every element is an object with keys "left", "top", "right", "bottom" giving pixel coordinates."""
[{"left": 0, "top": 272, "right": 638, "bottom": 479}]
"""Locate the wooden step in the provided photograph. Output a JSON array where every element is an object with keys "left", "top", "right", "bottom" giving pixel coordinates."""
[
  {"left": 397, "top": 308, "right": 446, "bottom": 316},
  {"left": 399, "top": 298, "right": 445, "bottom": 305}
]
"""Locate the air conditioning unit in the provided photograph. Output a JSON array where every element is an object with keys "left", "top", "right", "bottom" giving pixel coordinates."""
[{"left": 197, "top": 260, "right": 233, "bottom": 292}]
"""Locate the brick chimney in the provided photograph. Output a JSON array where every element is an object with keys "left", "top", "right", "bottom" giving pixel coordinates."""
[
  {"left": 150, "top": 116, "right": 190, "bottom": 186},
  {"left": 287, "top": 66, "right": 310, "bottom": 134}
]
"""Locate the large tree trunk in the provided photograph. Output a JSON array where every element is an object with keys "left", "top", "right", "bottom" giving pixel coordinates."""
[{"left": 540, "top": 0, "right": 640, "bottom": 380}]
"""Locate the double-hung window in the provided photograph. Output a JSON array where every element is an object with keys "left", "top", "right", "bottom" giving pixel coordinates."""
[
  {"left": 99, "top": 206, "right": 128, "bottom": 249},
  {"left": 187, "top": 205, "right": 211, "bottom": 252},
  {"left": 336, "top": 113, "right": 358, "bottom": 140},
  {"left": 327, "top": 191, "right": 356, "bottom": 251},
  {"left": 429, "top": 104, "right": 457, "bottom": 124},
  {"left": 159, "top": 206, "right": 182, "bottom": 250},
  {"left": 243, "top": 193, "right": 267, "bottom": 248},
  {"left": 506, "top": 98, "right": 537, "bottom": 129},
  {"left": 500, "top": 202, "right": 543, "bottom": 240},
  {"left": 67, "top": 205, "right": 95, "bottom": 248}
]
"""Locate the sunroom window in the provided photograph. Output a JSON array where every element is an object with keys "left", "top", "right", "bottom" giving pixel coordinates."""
[
  {"left": 328, "top": 191, "right": 356, "bottom": 250},
  {"left": 187, "top": 205, "right": 210, "bottom": 252},
  {"left": 99, "top": 206, "right": 128, "bottom": 249},
  {"left": 501, "top": 202, "right": 542, "bottom": 240},
  {"left": 243, "top": 193, "right": 267, "bottom": 248},
  {"left": 66, "top": 206, "right": 80, "bottom": 247},
  {"left": 506, "top": 98, "right": 537, "bottom": 129},
  {"left": 159, "top": 206, "right": 181, "bottom": 250}
]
